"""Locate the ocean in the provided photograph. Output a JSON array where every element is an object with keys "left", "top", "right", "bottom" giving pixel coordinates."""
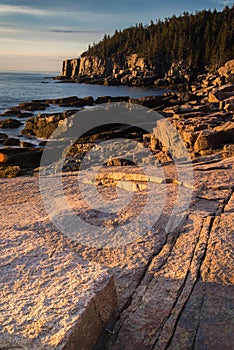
[
  {"left": 0, "top": 71, "right": 166, "bottom": 147},
  {"left": 0, "top": 71, "right": 165, "bottom": 113}
]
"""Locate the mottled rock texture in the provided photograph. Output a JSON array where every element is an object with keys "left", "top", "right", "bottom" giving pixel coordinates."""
[
  {"left": 0, "top": 185, "right": 117, "bottom": 349},
  {"left": 0, "top": 154, "right": 233, "bottom": 349}
]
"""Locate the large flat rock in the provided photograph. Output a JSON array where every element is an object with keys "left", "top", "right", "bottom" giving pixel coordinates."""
[
  {"left": 0, "top": 154, "right": 233, "bottom": 349},
  {"left": 0, "top": 214, "right": 116, "bottom": 349}
]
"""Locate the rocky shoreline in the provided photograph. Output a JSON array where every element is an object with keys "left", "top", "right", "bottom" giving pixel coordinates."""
[
  {"left": 0, "top": 60, "right": 233, "bottom": 178},
  {"left": 0, "top": 60, "right": 234, "bottom": 349},
  {"left": 59, "top": 55, "right": 234, "bottom": 90}
]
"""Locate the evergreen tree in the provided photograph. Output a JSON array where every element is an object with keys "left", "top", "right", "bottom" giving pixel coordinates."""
[{"left": 82, "top": 6, "right": 234, "bottom": 71}]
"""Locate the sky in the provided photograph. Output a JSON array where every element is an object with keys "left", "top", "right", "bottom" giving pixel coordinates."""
[{"left": 0, "top": 0, "right": 232, "bottom": 72}]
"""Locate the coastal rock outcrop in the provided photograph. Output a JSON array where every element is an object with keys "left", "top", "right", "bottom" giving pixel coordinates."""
[
  {"left": 1, "top": 153, "right": 233, "bottom": 349},
  {"left": 60, "top": 53, "right": 159, "bottom": 87},
  {"left": 60, "top": 55, "right": 234, "bottom": 91}
]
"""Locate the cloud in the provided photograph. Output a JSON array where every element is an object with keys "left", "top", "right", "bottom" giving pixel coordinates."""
[
  {"left": 0, "top": 27, "right": 28, "bottom": 34},
  {"left": 210, "top": 0, "right": 233, "bottom": 6},
  {"left": 50, "top": 29, "right": 102, "bottom": 34},
  {"left": 220, "top": 0, "right": 233, "bottom": 5},
  {"left": 0, "top": 4, "right": 49, "bottom": 16}
]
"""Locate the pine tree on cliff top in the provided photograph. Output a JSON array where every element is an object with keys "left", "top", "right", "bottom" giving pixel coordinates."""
[{"left": 82, "top": 6, "right": 234, "bottom": 71}]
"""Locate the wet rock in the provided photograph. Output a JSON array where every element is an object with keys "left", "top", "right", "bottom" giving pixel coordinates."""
[
  {"left": 3, "top": 138, "right": 20, "bottom": 146},
  {"left": 0, "top": 119, "right": 23, "bottom": 128},
  {"left": 19, "top": 101, "right": 49, "bottom": 111},
  {"left": 0, "top": 110, "right": 34, "bottom": 118},
  {"left": 20, "top": 141, "right": 35, "bottom": 148},
  {"left": 46, "top": 96, "right": 94, "bottom": 107},
  {"left": 18, "top": 112, "right": 34, "bottom": 118},
  {"left": 0, "top": 109, "right": 19, "bottom": 116},
  {"left": 0, "top": 132, "right": 8, "bottom": 143},
  {"left": 94, "top": 96, "right": 112, "bottom": 104},
  {"left": 94, "top": 96, "right": 129, "bottom": 104}
]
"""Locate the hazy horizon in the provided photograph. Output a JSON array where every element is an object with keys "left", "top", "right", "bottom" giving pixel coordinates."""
[{"left": 0, "top": 0, "right": 232, "bottom": 72}]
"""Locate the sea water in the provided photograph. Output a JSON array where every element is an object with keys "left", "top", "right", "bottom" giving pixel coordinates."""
[{"left": 0, "top": 71, "right": 165, "bottom": 113}]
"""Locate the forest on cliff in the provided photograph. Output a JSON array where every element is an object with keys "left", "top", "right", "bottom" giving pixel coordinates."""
[{"left": 82, "top": 6, "right": 234, "bottom": 72}]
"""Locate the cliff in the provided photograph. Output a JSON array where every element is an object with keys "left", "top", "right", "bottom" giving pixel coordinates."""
[
  {"left": 61, "top": 54, "right": 156, "bottom": 80},
  {"left": 61, "top": 53, "right": 164, "bottom": 87}
]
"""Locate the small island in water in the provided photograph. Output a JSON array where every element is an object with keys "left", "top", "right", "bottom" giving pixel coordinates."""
[{"left": 0, "top": 6, "right": 234, "bottom": 350}]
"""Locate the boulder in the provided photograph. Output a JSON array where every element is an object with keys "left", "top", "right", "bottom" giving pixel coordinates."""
[
  {"left": 20, "top": 141, "right": 35, "bottom": 148},
  {"left": 19, "top": 101, "right": 49, "bottom": 111},
  {"left": 0, "top": 110, "right": 34, "bottom": 118},
  {"left": 48, "top": 96, "right": 94, "bottom": 107},
  {"left": 0, "top": 132, "right": 8, "bottom": 143},
  {"left": 0, "top": 165, "right": 20, "bottom": 178},
  {"left": 0, "top": 119, "right": 23, "bottom": 129},
  {"left": 194, "top": 130, "right": 213, "bottom": 153},
  {"left": 218, "top": 59, "right": 234, "bottom": 78},
  {"left": 22, "top": 113, "right": 68, "bottom": 139},
  {"left": 194, "top": 122, "right": 234, "bottom": 153},
  {"left": 3, "top": 138, "right": 20, "bottom": 146},
  {"left": 208, "top": 84, "right": 234, "bottom": 103},
  {"left": 223, "top": 144, "right": 234, "bottom": 158}
]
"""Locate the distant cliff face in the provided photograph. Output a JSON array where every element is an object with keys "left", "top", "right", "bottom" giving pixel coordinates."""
[
  {"left": 61, "top": 54, "right": 233, "bottom": 89},
  {"left": 61, "top": 54, "right": 155, "bottom": 79}
]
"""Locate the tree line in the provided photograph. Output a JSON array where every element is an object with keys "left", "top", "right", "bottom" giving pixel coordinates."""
[{"left": 82, "top": 6, "right": 234, "bottom": 72}]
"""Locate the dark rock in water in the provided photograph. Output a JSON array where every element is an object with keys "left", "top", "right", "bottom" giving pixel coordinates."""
[
  {"left": 18, "top": 101, "right": 49, "bottom": 111},
  {"left": 0, "top": 133, "right": 8, "bottom": 143},
  {"left": 94, "top": 96, "right": 112, "bottom": 104},
  {"left": 4, "top": 138, "right": 20, "bottom": 146},
  {"left": 0, "top": 119, "right": 23, "bottom": 129},
  {"left": 20, "top": 141, "right": 35, "bottom": 148},
  {"left": 0, "top": 110, "right": 19, "bottom": 117},
  {"left": 39, "top": 141, "right": 47, "bottom": 147},
  {"left": 109, "top": 96, "right": 129, "bottom": 103},
  {"left": 94, "top": 96, "right": 129, "bottom": 104},
  {"left": 0, "top": 110, "right": 33, "bottom": 118},
  {"left": 45, "top": 96, "right": 94, "bottom": 107},
  {"left": 61, "top": 96, "right": 94, "bottom": 107},
  {"left": 18, "top": 112, "right": 34, "bottom": 118}
]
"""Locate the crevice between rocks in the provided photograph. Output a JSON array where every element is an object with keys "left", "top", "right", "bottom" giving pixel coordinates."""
[
  {"left": 165, "top": 188, "right": 233, "bottom": 350},
  {"left": 164, "top": 215, "right": 215, "bottom": 350},
  {"left": 151, "top": 217, "right": 207, "bottom": 349},
  {"left": 98, "top": 214, "right": 189, "bottom": 349}
]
